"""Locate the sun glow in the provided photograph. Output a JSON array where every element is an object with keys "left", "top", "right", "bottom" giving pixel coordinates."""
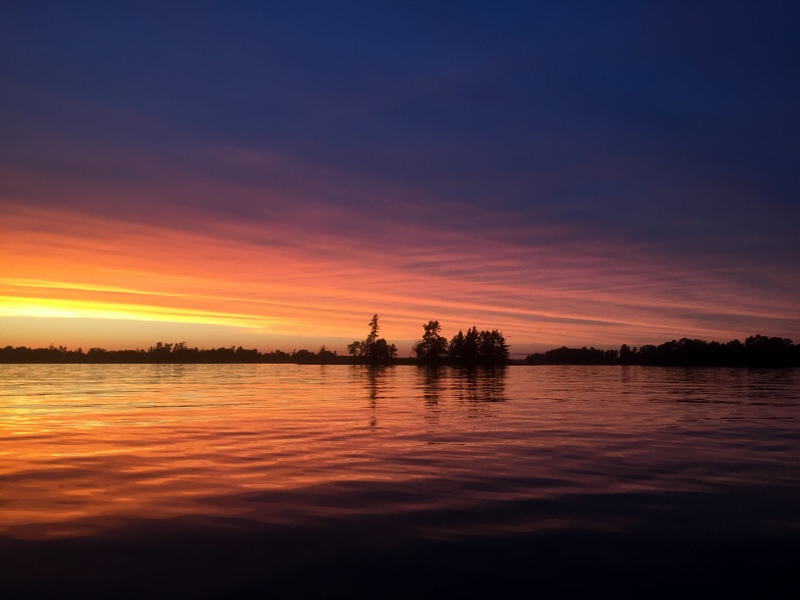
[
  {"left": 0, "top": 296, "right": 273, "bottom": 329},
  {"left": 2, "top": 200, "right": 799, "bottom": 353}
]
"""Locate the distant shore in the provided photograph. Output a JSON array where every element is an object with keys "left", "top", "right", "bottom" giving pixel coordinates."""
[{"left": 2, "top": 334, "right": 798, "bottom": 367}]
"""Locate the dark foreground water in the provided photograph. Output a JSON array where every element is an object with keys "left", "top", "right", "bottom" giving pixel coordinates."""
[{"left": 1, "top": 364, "right": 798, "bottom": 598}]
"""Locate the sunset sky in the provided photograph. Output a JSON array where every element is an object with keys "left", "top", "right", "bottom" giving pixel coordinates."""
[{"left": 2, "top": 1, "right": 798, "bottom": 356}]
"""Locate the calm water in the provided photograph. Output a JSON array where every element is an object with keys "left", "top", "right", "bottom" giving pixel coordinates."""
[{"left": 1, "top": 364, "right": 798, "bottom": 598}]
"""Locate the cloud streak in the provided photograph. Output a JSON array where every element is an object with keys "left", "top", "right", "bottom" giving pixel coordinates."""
[
  {"left": 2, "top": 3, "right": 798, "bottom": 353},
  {"left": 3, "top": 185, "right": 797, "bottom": 354}
]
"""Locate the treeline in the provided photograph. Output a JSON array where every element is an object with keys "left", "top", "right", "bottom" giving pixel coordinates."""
[
  {"left": 413, "top": 321, "right": 509, "bottom": 366},
  {"left": 346, "top": 315, "right": 398, "bottom": 363},
  {"left": 525, "top": 335, "right": 800, "bottom": 367},
  {"left": 0, "top": 342, "right": 351, "bottom": 364},
  {"left": 0, "top": 315, "right": 511, "bottom": 366},
  {"left": 4, "top": 328, "right": 797, "bottom": 368}
]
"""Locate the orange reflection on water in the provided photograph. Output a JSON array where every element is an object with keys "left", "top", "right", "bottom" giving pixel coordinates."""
[
  {"left": 0, "top": 364, "right": 409, "bottom": 538},
  {"left": 2, "top": 363, "right": 798, "bottom": 543}
]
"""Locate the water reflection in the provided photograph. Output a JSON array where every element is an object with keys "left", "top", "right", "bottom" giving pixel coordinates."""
[
  {"left": 0, "top": 364, "right": 798, "bottom": 548},
  {"left": 418, "top": 366, "right": 446, "bottom": 406},
  {"left": 366, "top": 366, "right": 388, "bottom": 429},
  {"left": 417, "top": 366, "right": 447, "bottom": 429},
  {"left": 451, "top": 366, "right": 508, "bottom": 405}
]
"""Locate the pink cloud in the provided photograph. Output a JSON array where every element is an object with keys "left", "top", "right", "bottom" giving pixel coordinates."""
[{"left": 2, "top": 130, "right": 798, "bottom": 354}]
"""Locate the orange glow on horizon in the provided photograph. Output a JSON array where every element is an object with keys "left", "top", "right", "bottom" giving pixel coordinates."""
[{"left": 2, "top": 201, "right": 798, "bottom": 354}]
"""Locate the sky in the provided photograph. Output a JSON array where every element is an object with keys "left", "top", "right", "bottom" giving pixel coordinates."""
[{"left": 1, "top": 1, "right": 799, "bottom": 356}]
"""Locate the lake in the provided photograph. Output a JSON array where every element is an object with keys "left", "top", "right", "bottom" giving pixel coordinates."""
[{"left": 1, "top": 364, "right": 798, "bottom": 598}]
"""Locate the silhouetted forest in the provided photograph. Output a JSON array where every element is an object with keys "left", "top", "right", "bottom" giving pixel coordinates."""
[
  {"left": 347, "top": 314, "right": 398, "bottom": 364},
  {"left": 524, "top": 335, "right": 800, "bottom": 367},
  {"left": 0, "top": 315, "right": 514, "bottom": 366},
  {"left": 0, "top": 342, "right": 352, "bottom": 365},
  {"left": 2, "top": 330, "right": 798, "bottom": 367},
  {"left": 414, "top": 321, "right": 509, "bottom": 366}
]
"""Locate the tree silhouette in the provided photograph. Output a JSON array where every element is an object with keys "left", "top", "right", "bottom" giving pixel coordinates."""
[
  {"left": 440, "top": 326, "right": 509, "bottom": 365},
  {"left": 348, "top": 314, "right": 397, "bottom": 363},
  {"left": 347, "top": 341, "right": 363, "bottom": 357},
  {"left": 369, "top": 338, "right": 398, "bottom": 362},
  {"left": 477, "top": 329, "right": 509, "bottom": 365},
  {"left": 448, "top": 330, "right": 465, "bottom": 362},
  {"left": 366, "top": 314, "right": 379, "bottom": 348},
  {"left": 449, "top": 326, "right": 480, "bottom": 363},
  {"left": 414, "top": 320, "right": 448, "bottom": 363},
  {"left": 3, "top": 332, "right": 796, "bottom": 367},
  {"left": 525, "top": 334, "right": 798, "bottom": 367}
]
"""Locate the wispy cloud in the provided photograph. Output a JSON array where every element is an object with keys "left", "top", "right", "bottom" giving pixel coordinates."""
[
  {"left": 2, "top": 1, "right": 798, "bottom": 355},
  {"left": 3, "top": 182, "right": 797, "bottom": 353}
]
